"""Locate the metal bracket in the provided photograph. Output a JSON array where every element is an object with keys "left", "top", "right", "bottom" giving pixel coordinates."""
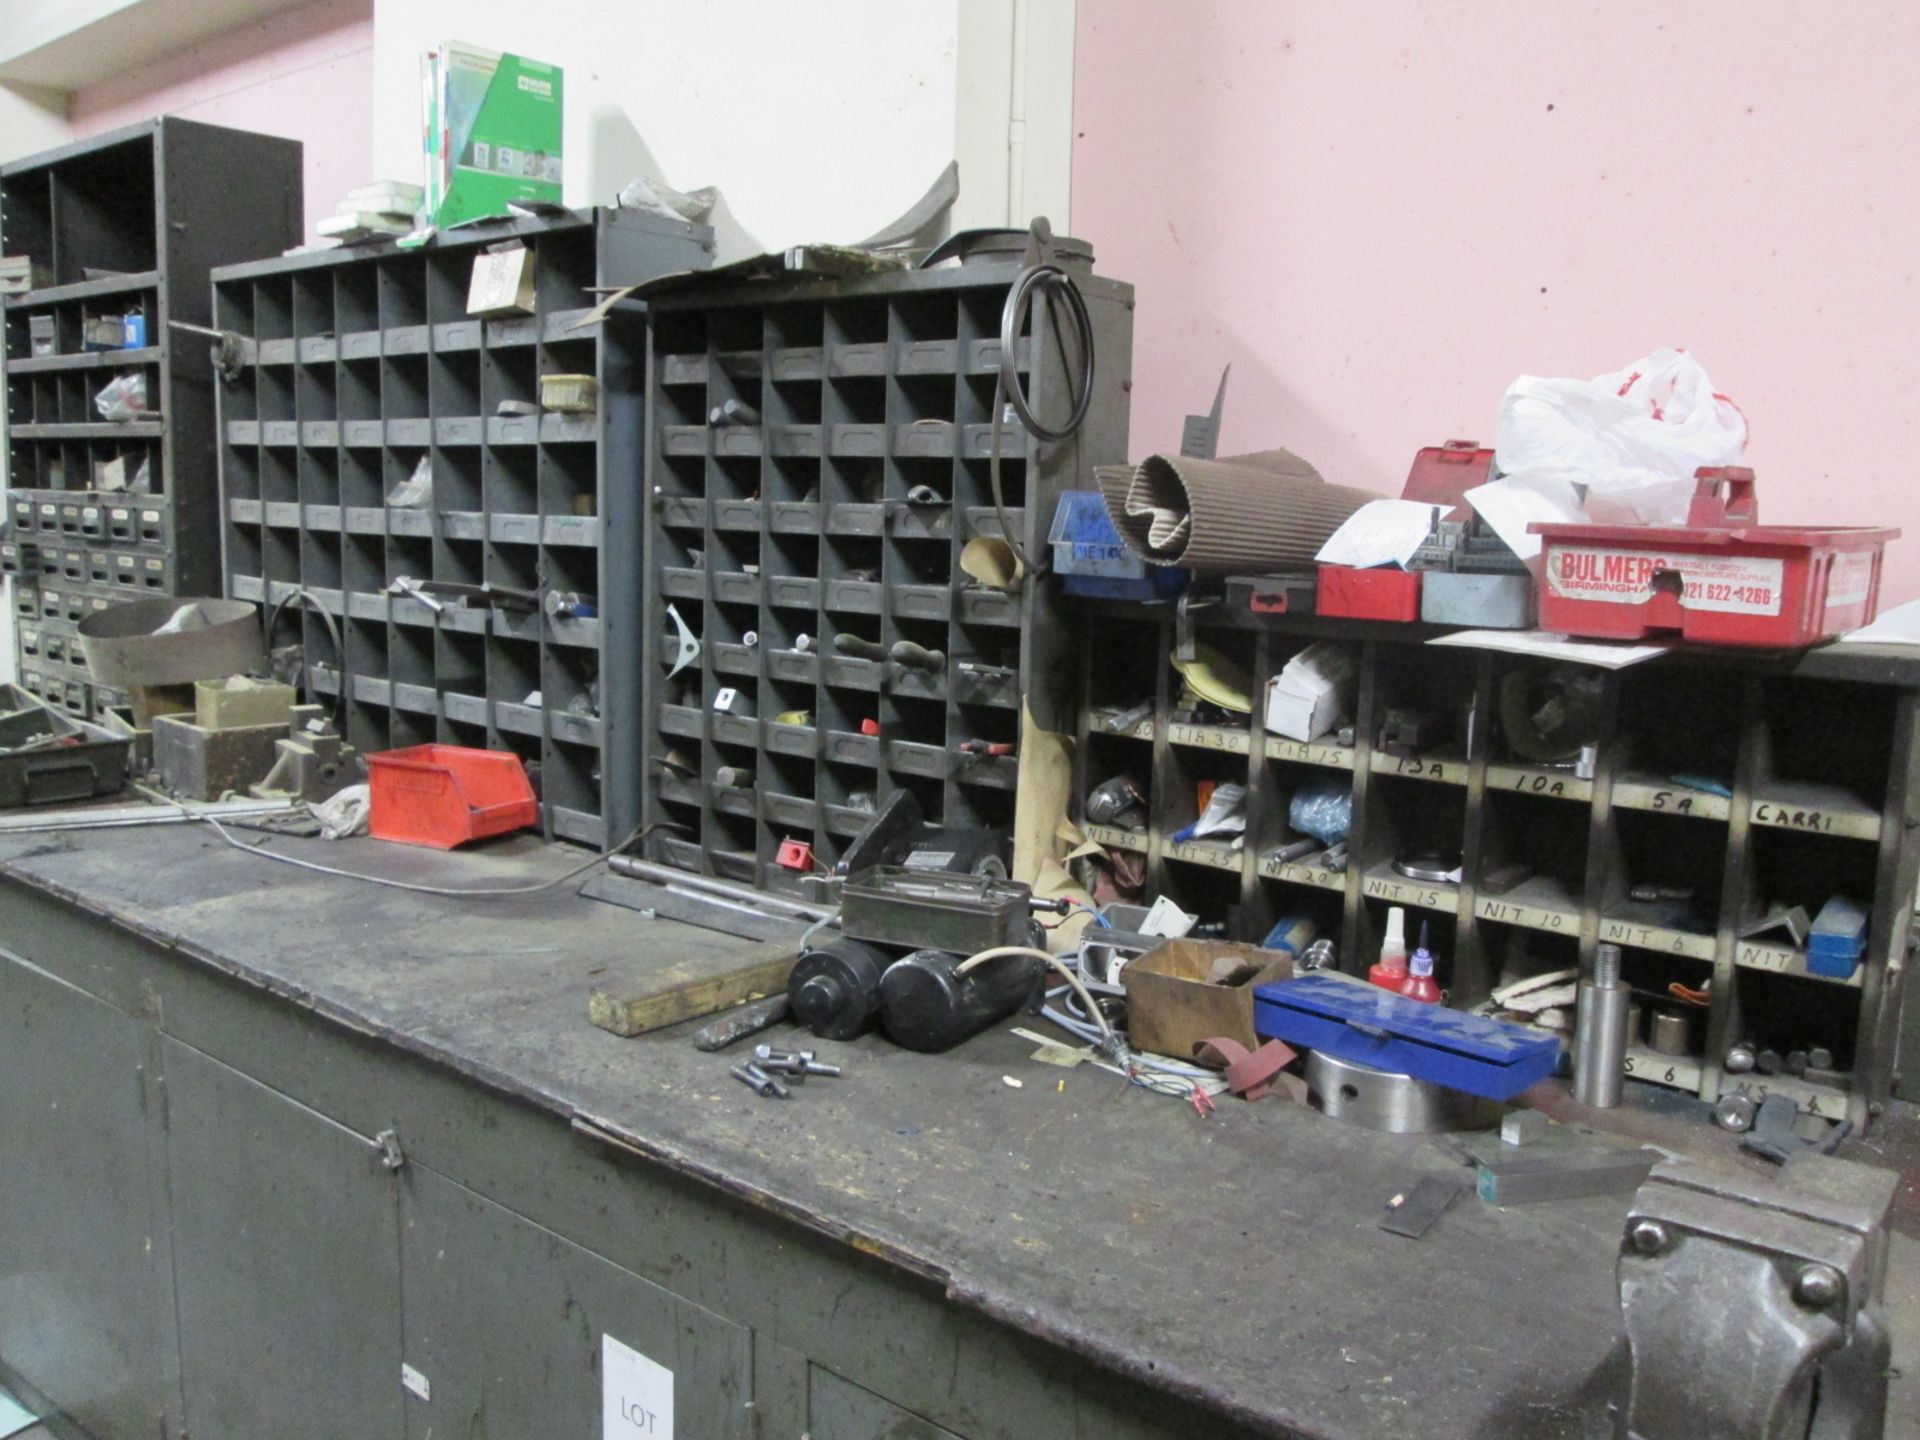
[
  {"left": 373, "top": 1128, "right": 406, "bottom": 1173},
  {"left": 1618, "top": 1155, "right": 1898, "bottom": 1440},
  {"left": 1180, "top": 365, "right": 1230, "bottom": 460},
  {"left": 664, "top": 604, "right": 700, "bottom": 678}
]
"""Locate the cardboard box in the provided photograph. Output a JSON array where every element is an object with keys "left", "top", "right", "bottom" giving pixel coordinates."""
[
  {"left": 467, "top": 243, "right": 536, "bottom": 317},
  {"left": 195, "top": 676, "right": 296, "bottom": 731},
  {"left": 1123, "top": 938, "right": 1294, "bottom": 1062},
  {"left": 1264, "top": 642, "right": 1355, "bottom": 742}
]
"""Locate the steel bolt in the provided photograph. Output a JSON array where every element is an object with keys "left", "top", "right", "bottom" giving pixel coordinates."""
[
  {"left": 1713, "top": 1093, "right": 1757, "bottom": 1133},
  {"left": 1724, "top": 1044, "right": 1756, "bottom": 1075},
  {"left": 1807, "top": 1047, "right": 1835, "bottom": 1071},
  {"left": 1793, "top": 1264, "right": 1844, "bottom": 1309},
  {"left": 1628, "top": 1219, "right": 1670, "bottom": 1256}
]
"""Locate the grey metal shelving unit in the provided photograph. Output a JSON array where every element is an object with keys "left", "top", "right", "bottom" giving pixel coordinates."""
[
  {"left": 212, "top": 208, "right": 712, "bottom": 846},
  {"left": 1072, "top": 600, "right": 1919, "bottom": 1131},
  {"left": 639, "top": 252, "right": 1135, "bottom": 895},
  {"left": 2, "top": 118, "right": 304, "bottom": 719}
]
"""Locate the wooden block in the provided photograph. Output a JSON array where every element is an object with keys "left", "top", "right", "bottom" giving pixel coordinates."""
[{"left": 588, "top": 940, "right": 799, "bottom": 1038}]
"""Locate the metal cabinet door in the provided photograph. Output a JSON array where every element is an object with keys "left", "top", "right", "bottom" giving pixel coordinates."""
[
  {"left": 809, "top": 1368, "right": 965, "bottom": 1440},
  {"left": 162, "top": 1039, "right": 405, "bottom": 1440},
  {"left": 398, "top": 1166, "right": 753, "bottom": 1439},
  {"left": 0, "top": 953, "right": 175, "bottom": 1439}
]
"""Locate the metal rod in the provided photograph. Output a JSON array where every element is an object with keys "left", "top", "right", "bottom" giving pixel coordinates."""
[
  {"left": 1574, "top": 944, "right": 1630, "bottom": 1108},
  {"left": 607, "top": 855, "right": 834, "bottom": 920}
]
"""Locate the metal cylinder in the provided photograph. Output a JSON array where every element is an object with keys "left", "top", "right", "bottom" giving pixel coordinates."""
[
  {"left": 878, "top": 948, "right": 1044, "bottom": 1054},
  {"left": 1649, "top": 1010, "right": 1691, "bottom": 1057},
  {"left": 1305, "top": 1051, "right": 1497, "bottom": 1134},
  {"left": 1573, "top": 944, "right": 1630, "bottom": 1108}
]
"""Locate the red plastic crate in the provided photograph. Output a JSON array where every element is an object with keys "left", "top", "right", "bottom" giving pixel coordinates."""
[
  {"left": 367, "top": 744, "right": 538, "bottom": 849},
  {"left": 1530, "top": 468, "right": 1899, "bottom": 648},
  {"left": 1317, "top": 564, "right": 1422, "bottom": 621}
]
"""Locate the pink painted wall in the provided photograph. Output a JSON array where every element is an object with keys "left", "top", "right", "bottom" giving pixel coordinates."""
[
  {"left": 70, "top": 0, "right": 374, "bottom": 245},
  {"left": 1073, "top": 2, "right": 1920, "bottom": 603}
]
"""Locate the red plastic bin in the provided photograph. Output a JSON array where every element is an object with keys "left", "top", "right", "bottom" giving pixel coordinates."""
[
  {"left": 367, "top": 744, "right": 538, "bottom": 849},
  {"left": 1530, "top": 468, "right": 1899, "bottom": 648},
  {"left": 1317, "top": 564, "right": 1422, "bottom": 622}
]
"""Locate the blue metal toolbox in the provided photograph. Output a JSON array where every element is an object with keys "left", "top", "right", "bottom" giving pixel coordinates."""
[{"left": 1253, "top": 973, "right": 1560, "bottom": 1100}]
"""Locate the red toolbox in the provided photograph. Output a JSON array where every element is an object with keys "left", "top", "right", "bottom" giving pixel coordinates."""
[
  {"left": 1530, "top": 468, "right": 1898, "bottom": 647},
  {"left": 1317, "top": 564, "right": 1422, "bottom": 621},
  {"left": 368, "top": 744, "right": 538, "bottom": 848},
  {"left": 1399, "top": 438, "right": 1494, "bottom": 509}
]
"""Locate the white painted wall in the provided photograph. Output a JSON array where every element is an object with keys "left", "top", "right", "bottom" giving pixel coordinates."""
[
  {"left": 0, "top": 81, "right": 74, "bottom": 688},
  {"left": 372, "top": 0, "right": 1075, "bottom": 259}
]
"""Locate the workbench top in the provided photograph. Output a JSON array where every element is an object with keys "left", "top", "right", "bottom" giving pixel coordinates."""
[{"left": 1, "top": 824, "right": 1914, "bottom": 1440}]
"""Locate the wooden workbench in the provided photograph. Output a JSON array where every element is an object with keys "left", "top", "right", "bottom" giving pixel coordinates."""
[{"left": 0, "top": 824, "right": 1914, "bottom": 1439}]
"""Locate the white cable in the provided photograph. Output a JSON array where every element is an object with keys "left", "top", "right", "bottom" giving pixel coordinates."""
[
  {"left": 954, "top": 944, "right": 1113, "bottom": 1040},
  {"left": 198, "top": 814, "right": 643, "bottom": 898}
]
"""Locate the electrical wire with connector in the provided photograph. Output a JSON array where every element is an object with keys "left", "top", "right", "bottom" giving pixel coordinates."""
[{"left": 196, "top": 813, "right": 681, "bottom": 899}]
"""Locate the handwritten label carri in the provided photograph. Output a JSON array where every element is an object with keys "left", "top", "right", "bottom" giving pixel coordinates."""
[
  {"left": 603, "top": 1335, "right": 673, "bottom": 1439},
  {"left": 1545, "top": 546, "right": 1785, "bottom": 616}
]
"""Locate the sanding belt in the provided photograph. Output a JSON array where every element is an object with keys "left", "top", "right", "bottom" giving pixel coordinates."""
[{"left": 1195, "top": 1035, "right": 1302, "bottom": 1102}]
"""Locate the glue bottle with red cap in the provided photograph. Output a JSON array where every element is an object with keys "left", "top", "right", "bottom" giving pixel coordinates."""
[
  {"left": 1400, "top": 920, "right": 1442, "bottom": 1004},
  {"left": 1368, "top": 906, "right": 1409, "bottom": 991}
]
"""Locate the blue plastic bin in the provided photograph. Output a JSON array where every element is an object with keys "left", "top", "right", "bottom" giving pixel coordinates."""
[{"left": 1048, "top": 491, "right": 1186, "bottom": 600}]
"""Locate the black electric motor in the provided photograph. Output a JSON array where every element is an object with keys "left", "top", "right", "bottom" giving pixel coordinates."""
[
  {"left": 788, "top": 937, "right": 891, "bottom": 1040},
  {"left": 878, "top": 948, "right": 1045, "bottom": 1054}
]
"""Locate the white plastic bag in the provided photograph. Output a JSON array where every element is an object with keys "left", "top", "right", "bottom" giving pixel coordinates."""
[
  {"left": 1470, "top": 348, "right": 1747, "bottom": 557},
  {"left": 93, "top": 371, "right": 147, "bottom": 423}
]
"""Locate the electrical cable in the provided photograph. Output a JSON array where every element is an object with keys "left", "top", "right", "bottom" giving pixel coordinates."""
[
  {"left": 798, "top": 912, "right": 840, "bottom": 951},
  {"left": 194, "top": 815, "right": 678, "bottom": 899},
  {"left": 955, "top": 944, "right": 1113, "bottom": 1041},
  {"left": 262, "top": 587, "right": 348, "bottom": 732},
  {"left": 986, "top": 222, "right": 1096, "bottom": 578}
]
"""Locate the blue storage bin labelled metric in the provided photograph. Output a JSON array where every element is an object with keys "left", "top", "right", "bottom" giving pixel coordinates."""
[
  {"left": 1048, "top": 491, "right": 1186, "bottom": 600},
  {"left": 1253, "top": 973, "right": 1559, "bottom": 1100}
]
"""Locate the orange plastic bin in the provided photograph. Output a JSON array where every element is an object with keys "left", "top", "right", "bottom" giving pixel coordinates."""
[{"left": 367, "top": 744, "right": 538, "bottom": 849}]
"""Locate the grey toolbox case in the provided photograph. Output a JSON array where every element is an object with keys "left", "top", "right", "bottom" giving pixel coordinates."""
[{"left": 0, "top": 683, "right": 133, "bottom": 807}]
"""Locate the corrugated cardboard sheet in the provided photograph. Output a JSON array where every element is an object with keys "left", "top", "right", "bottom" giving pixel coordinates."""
[{"left": 1096, "top": 448, "right": 1375, "bottom": 574}]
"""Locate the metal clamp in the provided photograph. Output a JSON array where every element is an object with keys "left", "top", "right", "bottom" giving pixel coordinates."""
[{"left": 1618, "top": 1155, "right": 1898, "bottom": 1439}]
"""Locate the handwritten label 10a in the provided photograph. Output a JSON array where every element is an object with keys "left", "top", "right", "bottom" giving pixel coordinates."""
[{"left": 603, "top": 1335, "right": 674, "bottom": 1440}]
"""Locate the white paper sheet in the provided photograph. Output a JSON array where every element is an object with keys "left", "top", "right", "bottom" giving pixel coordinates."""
[
  {"left": 1463, "top": 470, "right": 1586, "bottom": 560},
  {"left": 1426, "top": 629, "right": 1669, "bottom": 668},
  {"left": 1838, "top": 598, "right": 1920, "bottom": 646},
  {"left": 0, "top": 1389, "right": 36, "bottom": 1440},
  {"left": 1314, "top": 498, "right": 1449, "bottom": 569}
]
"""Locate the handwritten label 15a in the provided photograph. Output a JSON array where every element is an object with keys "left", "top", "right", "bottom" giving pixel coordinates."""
[{"left": 603, "top": 1334, "right": 674, "bottom": 1439}]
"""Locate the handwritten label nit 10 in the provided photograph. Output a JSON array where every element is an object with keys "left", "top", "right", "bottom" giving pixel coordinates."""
[
  {"left": 1475, "top": 897, "right": 1574, "bottom": 931},
  {"left": 1546, "top": 546, "right": 1785, "bottom": 616},
  {"left": 602, "top": 1335, "right": 673, "bottom": 1440}
]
